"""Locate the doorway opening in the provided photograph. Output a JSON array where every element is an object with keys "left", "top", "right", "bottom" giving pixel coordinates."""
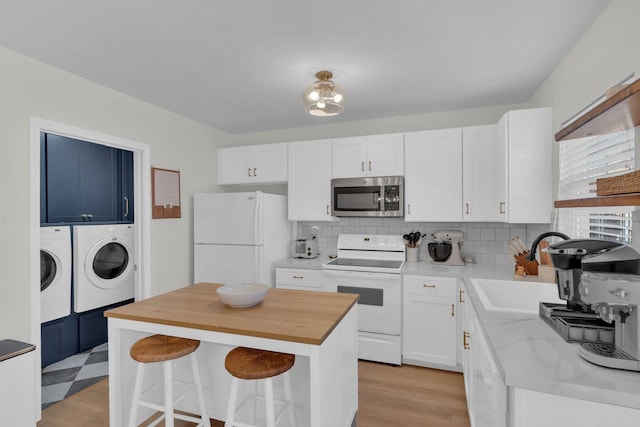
[{"left": 29, "top": 118, "right": 151, "bottom": 418}]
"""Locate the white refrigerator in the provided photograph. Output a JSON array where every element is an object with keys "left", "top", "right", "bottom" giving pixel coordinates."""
[{"left": 193, "top": 191, "right": 290, "bottom": 287}]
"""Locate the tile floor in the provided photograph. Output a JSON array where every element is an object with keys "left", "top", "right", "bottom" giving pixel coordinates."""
[{"left": 41, "top": 342, "right": 109, "bottom": 409}]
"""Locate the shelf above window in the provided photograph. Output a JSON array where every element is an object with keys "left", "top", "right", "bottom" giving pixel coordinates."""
[
  {"left": 554, "top": 194, "right": 640, "bottom": 208},
  {"left": 555, "top": 79, "right": 640, "bottom": 141}
]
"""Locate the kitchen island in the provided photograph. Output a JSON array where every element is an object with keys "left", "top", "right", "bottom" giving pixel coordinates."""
[{"left": 105, "top": 282, "right": 358, "bottom": 427}]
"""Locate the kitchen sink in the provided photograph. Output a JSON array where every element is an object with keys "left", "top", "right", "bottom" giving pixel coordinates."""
[{"left": 471, "top": 278, "right": 563, "bottom": 314}]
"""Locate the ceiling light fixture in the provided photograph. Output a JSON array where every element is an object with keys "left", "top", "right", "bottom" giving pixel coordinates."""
[{"left": 303, "top": 70, "right": 345, "bottom": 116}]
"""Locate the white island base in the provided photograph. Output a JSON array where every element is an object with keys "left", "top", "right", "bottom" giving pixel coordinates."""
[{"left": 106, "top": 284, "right": 359, "bottom": 427}]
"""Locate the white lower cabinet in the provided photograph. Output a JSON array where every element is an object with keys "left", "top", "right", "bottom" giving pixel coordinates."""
[
  {"left": 403, "top": 275, "right": 457, "bottom": 367},
  {"left": 275, "top": 268, "right": 323, "bottom": 291},
  {"left": 461, "top": 284, "right": 507, "bottom": 427}
]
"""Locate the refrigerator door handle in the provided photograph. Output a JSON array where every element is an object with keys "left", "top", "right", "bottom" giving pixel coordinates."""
[
  {"left": 254, "top": 192, "right": 261, "bottom": 245},
  {"left": 255, "top": 246, "right": 263, "bottom": 283}
]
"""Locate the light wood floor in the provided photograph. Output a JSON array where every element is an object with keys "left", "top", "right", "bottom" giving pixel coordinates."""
[{"left": 38, "top": 361, "right": 470, "bottom": 427}]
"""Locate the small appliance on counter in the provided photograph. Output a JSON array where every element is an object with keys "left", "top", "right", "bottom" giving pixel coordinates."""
[
  {"left": 295, "top": 237, "right": 318, "bottom": 259},
  {"left": 427, "top": 230, "right": 465, "bottom": 266},
  {"left": 578, "top": 272, "right": 640, "bottom": 371},
  {"left": 539, "top": 238, "right": 640, "bottom": 370}
]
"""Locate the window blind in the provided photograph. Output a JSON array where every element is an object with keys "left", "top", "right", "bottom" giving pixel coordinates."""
[{"left": 555, "top": 129, "right": 635, "bottom": 244}]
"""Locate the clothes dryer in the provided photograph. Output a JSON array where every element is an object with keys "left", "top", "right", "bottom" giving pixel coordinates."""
[
  {"left": 40, "top": 226, "right": 72, "bottom": 323},
  {"left": 73, "top": 224, "right": 135, "bottom": 313}
]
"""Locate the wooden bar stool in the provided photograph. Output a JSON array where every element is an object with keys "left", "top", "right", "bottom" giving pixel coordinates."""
[
  {"left": 128, "top": 334, "right": 211, "bottom": 427},
  {"left": 224, "top": 347, "right": 297, "bottom": 427}
]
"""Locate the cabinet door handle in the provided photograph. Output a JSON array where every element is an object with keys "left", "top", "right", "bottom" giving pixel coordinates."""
[
  {"left": 253, "top": 167, "right": 257, "bottom": 177},
  {"left": 408, "top": 204, "right": 411, "bottom": 215},
  {"left": 451, "top": 304, "right": 455, "bottom": 317},
  {"left": 500, "top": 201, "right": 506, "bottom": 214},
  {"left": 293, "top": 275, "right": 304, "bottom": 279},
  {"left": 368, "top": 161, "right": 372, "bottom": 171},
  {"left": 326, "top": 205, "right": 330, "bottom": 215},
  {"left": 248, "top": 168, "right": 252, "bottom": 177},
  {"left": 463, "top": 331, "right": 470, "bottom": 350},
  {"left": 86, "top": 214, "right": 93, "bottom": 220},
  {"left": 422, "top": 284, "right": 436, "bottom": 288},
  {"left": 466, "top": 203, "right": 469, "bottom": 214},
  {"left": 124, "top": 196, "right": 129, "bottom": 217},
  {"left": 459, "top": 289, "right": 465, "bottom": 303},
  {"left": 361, "top": 161, "right": 365, "bottom": 172}
]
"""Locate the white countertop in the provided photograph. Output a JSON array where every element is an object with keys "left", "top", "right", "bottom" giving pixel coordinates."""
[
  {"left": 274, "top": 256, "right": 330, "bottom": 270},
  {"left": 463, "top": 277, "right": 640, "bottom": 410},
  {"left": 275, "top": 256, "right": 640, "bottom": 410},
  {"left": 275, "top": 257, "right": 516, "bottom": 278}
]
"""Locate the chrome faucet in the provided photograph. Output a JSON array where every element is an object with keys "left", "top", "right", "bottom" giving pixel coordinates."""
[{"left": 526, "top": 231, "right": 570, "bottom": 262}]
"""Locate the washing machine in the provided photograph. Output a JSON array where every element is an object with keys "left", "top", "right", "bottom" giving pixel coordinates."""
[
  {"left": 40, "top": 226, "right": 72, "bottom": 323},
  {"left": 73, "top": 224, "right": 135, "bottom": 313}
]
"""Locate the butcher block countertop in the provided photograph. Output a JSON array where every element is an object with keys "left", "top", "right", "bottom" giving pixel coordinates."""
[{"left": 105, "top": 282, "right": 358, "bottom": 345}]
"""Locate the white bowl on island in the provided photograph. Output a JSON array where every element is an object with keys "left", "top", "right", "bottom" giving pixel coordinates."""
[{"left": 216, "top": 283, "right": 269, "bottom": 308}]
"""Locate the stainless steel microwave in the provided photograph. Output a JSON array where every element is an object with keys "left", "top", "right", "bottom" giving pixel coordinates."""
[{"left": 331, "top": 176, "right": 403, "bottom": 217}]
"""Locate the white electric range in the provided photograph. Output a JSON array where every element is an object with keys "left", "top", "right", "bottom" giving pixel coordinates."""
[{"left": 323, "top": 234, "right": 405, "bottom": 365}]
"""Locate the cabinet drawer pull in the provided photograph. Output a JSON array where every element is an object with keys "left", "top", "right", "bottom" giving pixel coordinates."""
[
  {"left": 422, "top": 284, "right": 436, "bottom": 288},
  {"left": 368, "top": 160, "right": 372, "bottom": 171},
  {"left": 463, "top": 331, "right": 470, "bottom": 350},
  {"left": 361, "top": 161, "right": 365, "bottom": 172},
  {"left": 459, "top": 289, "right": 465, "bottom": 303},
  {"left": 500, "top": 201, "right": 506, "bottom": 214},
  {"left": 248, "top": 168, "right": 252, "bottom": 177},
  {"left": 451, "top": 304, "right": 455, "bottom": 317},
  {"left": 293, "top": 275, "right": 304, "bottom": 279}
]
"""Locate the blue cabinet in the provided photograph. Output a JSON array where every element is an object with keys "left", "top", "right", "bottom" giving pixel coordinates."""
[
  {"left": 41, "top": 315, "right": 79, "bottom": 367},
  {"left": 78, "top": 298, "right": 133, "bottom": 353},
  {"left": 42, "top": 133, "right": 134, "bottom": 224},
  {"left": 120, "top": 149, "right": 135, "bottom": 222}
]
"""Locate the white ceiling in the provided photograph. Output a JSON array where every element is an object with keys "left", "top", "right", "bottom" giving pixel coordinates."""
[{"left": 0, "top": 0, "right": 610, "bottom": 134}]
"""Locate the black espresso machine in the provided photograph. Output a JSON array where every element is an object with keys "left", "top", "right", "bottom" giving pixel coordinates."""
[{"left": 538, "top": 238, "right": 640, "bottom": 346}]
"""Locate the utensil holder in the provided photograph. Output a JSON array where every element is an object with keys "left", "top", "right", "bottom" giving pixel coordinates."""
[{"left": 406, "top": 247, "right": 419, "bottom": 262}]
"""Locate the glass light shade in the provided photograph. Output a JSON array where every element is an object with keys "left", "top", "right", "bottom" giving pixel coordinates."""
[{"left": 302, "top": 72, "right": 345, "bottom": 116}]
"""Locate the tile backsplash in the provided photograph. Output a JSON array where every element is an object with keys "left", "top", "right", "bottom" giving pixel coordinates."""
[{"left": 296, "top": 218, "right": 552, "bottom": 266}]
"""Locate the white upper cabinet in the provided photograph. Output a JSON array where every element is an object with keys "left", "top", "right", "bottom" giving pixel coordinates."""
[
  {"left": 497, "top": 107, "right": 552, "bottom": 223},
  {"left": 287, "top": 139, "right": 336, "bottom": 221},
  {"left": 462, "top": 124, "right": 501, "bottom": 222},
  {"left": 404, "top": 128, "right": 463, "bottom": 222},
  {"left": 218, "top": 143, "right": 288, "bottom": 185},
  {"left": 332, "top": 133, "right": 404, "bottom": 178}
]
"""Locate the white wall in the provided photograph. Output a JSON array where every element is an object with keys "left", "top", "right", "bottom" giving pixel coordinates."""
[
  {"left": 528, "top": 0, "right": 640, "bottom": 191},
  {"left": 230, "top": 103, "right": 527, "bottom": 146},
  {"left": 0, "top": 46, "right": 228, "bottom": 342}
]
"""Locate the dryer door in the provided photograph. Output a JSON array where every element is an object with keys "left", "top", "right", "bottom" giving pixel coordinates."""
[
  {"left": 85, "top": 238, "right": 134, "bottom": 289},
  {"left": 40, "top": 248, "right": 59, "bottom": 301}
]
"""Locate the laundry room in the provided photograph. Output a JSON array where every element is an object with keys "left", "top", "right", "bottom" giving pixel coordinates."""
[{"left": 39, "top": 132, "right": 136, "bottom": 367}]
